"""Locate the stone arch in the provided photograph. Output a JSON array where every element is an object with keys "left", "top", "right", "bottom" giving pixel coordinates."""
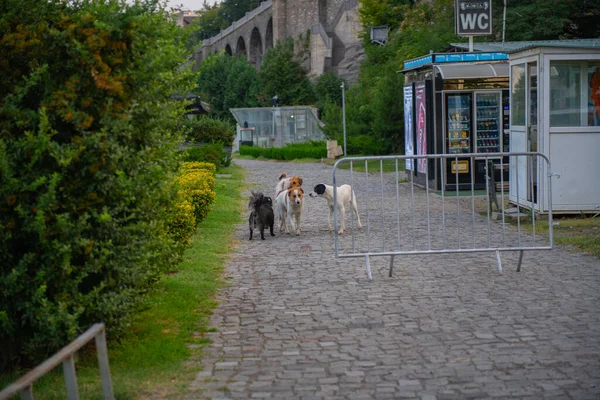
[
  {"left": 225, "top": 44, "right": 233, "bottom": 56},
  {"left": 265, "top": 18, "right": 274, "bottom": 52},
  {"left": 235, "top": 36, "right": 247, "bottom": 60},
  {"left": 249, "top": 27, "right": 263, "bottom": 68}
]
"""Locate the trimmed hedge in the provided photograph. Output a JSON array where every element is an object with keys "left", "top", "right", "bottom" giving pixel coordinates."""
[
  {"left": 176, "top": 163, "right": 216, "bottom": 223},
  {"left": 240, "top": 141, "right": 326, "bottom": 160},
  {"left": 182, "top": 161, "right": 217, "bottom": 175},
  {"left": 166, "top": 162, "right": 216, "bottom": 253}
]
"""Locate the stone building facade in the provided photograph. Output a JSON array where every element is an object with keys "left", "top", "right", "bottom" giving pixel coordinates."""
[{"left": 194, "top": 0, "right": 363, "bottom": 83}]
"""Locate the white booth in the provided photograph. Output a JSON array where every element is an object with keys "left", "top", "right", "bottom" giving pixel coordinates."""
[{"left": 508, "top": 40, "right": 600, "bottom": 213}]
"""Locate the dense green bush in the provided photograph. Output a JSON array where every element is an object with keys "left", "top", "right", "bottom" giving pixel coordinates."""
[
  {"left": 0, "top": 0, "right": 194, "bottom": 368},
  {"left": 346, "top": 135, "right": 389, "bottom": 155},
  {"left": 182, "top": 143, "right": 230, "bottom": 170},
  {"left": 183, "top": 115, "right": 235, "bottom": 145},
  {"left": 240, "top": 141, "right": 326, "bottom": 160}
]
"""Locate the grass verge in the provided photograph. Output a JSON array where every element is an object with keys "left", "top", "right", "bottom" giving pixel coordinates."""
[
  {"left": 513, "top": 214, "right": 600, "bottom": 258},
  {"left": 471, "top": 196, "right": 600, "bottom": 258},
  {"left": 0, "top": 165, "right": 245, "bottom": 399}
]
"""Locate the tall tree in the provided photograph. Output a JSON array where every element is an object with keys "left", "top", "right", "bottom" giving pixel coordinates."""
[
  {"left": 196, "top": 53, "right": 260, "bottom": 121},
  {"left": 219, "top": 0, "right": 261, "bottom": 25},
  {"left": 358, "top": 0, "right": 412, "bottom": 32},
  {"left": 258, "top": 38, "right": 315, "bottom": 106},
  {"left": 314, "top": 72, "right": 345, "bottom": 112},
  {"left": 492, "top": 0, "right": 600, "bottom": 41},
  {"left": 186, "top": 3, "right": 226, "bottom": 47}
]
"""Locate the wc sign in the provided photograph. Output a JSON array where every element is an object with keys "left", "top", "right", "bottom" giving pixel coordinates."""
[{"left": 455, "top": 0, "right": 492, "bottom": 36}]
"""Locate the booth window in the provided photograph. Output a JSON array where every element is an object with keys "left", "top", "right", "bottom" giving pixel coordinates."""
[
  {"left": 511, "top": 64, "right": 526, "bottom": 126},
  {"left": 550, "top": 61, "right": 600, "bottom": 127}
]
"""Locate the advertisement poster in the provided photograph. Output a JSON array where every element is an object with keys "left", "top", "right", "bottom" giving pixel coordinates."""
[
  {"left": 415, "top": 82, "right": 427, "bottom": 174},
  {"left": 403, "top": 85, "right": 414, "bottom": 171}
]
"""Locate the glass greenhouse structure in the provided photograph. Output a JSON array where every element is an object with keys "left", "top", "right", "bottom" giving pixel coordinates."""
[{"left": 230, "top": 106, "right": 325, "bottom": 151}]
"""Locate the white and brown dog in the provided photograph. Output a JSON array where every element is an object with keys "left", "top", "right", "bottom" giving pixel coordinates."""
[
  {"left": 275, "top": 187, "right": 304, "bottom": 236},
  {"left": 275, "top": 173, "right": 303, "bottom": 197},
  {"left": 309, "top": 183, "right": 363, "bottom": 234}
]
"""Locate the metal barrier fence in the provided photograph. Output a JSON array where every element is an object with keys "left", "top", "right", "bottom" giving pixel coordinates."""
[
  {"left": 332, "top": 152, "right": 557, "bottom": 280},
  {"left": 0, "top": 323, "right": 114, "bottom": 400}
]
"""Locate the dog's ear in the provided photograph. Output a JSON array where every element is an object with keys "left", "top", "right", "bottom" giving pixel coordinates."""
[
  {"left": 298, "top": 177, "right": 303, "bottom": 186},
  {"left": 279, "top": 173, "right": 287, "bottom": 180},
  {"left": 299, "top": 187, "right": 304, "bottom": 195}
]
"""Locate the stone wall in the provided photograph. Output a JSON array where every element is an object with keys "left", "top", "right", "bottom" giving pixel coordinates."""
[{"left": 194, "top": 0, "right": 363, "bottom": 83}]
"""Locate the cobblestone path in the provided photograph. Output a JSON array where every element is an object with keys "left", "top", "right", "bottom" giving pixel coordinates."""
[{"left": 187, "top": 159, "right": 600, "bottom": 399}]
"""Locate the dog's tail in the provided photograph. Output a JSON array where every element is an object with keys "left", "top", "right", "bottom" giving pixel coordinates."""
[
  {"left": 248, "top": 190, "right": 264, "bottom": 209},
  {"left": 278, "top": 173, "right": 287, "bottom": 181}
]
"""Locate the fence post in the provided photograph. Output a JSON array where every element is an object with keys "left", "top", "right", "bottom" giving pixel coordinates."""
[
  {"left": 62, "top": 356, "right": 79, "bottom": 400},
  {"left": 95, "top": 329, "right": 115, "bottom": 400}
]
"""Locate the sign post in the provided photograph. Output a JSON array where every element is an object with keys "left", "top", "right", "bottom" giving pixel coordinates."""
[{"left": 455, "top": 0, "right": 492, "bottom": 48}]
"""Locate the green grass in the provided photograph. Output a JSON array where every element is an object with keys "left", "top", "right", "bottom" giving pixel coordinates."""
[
  {"left": 472, "top": 196, "right": 600, "bottom": 259},
  {"left": 0, "top": 166, "right": 245, "bottom": 399},
  {"left": 517, "top": 214, "right": 600, "bottom": 258}
]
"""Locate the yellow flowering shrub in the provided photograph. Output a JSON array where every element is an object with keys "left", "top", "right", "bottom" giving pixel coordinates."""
[
  {"left": 176, "top": 169, "right": 216, "bottom": 223},
  {"left": 182, "top": 161, "right": 216, "bottom": 175},
  {"left": 166, "top": 195, "right": 196, "bottom": 246}
]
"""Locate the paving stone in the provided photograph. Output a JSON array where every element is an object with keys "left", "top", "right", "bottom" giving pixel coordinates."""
[{"left": 187, "top": 159, "right": 600, "bottom": 399}]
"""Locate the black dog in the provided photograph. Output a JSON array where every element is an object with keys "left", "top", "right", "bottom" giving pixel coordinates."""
[{"left": 248, "top": 191, "right": 275, "bottom": 240}]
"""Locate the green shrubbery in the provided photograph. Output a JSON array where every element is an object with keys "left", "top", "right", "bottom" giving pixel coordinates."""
[
  {"left": 180, "top": 114, "right": 234, "bottom": 171},
  {"left": 346, "top": 135, "right": 389, "bottom": 155},
  {"left": 0, "top": 0, "right": 195, "bottom": 368},
  {"left": 183, "top": 115, "right": 235, "bottom": 144},
  {"left": 240, "top": 141, "right": 327, "bottom": 160},
  {"left": 182, "top": 144, "right": 231, "bottom": 170}
]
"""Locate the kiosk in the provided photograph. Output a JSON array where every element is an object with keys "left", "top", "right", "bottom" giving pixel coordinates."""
[
  {"left": 403, "top": 51, "right": 510, "bottom": 190},
  {"left": 506, "top": 39, "right": 600, "bottom": 213}
]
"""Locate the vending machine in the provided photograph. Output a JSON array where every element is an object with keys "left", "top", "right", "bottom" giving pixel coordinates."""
[
  {"left": 444, "top": 91, "right": 510, "bottom": 190},
  {"left": 473, "top": 92, "right": 502, "bottom": 186},
  {"left": 475, "top": 92, "right": 502, "bottom": 154},
  {"left": 444, "top": 93, "right": 472, "bottom": 189}
]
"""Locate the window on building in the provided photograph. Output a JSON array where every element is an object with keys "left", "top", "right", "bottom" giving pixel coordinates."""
[
  {"left": 550, "top": 60, "right": 600, "bottom": 127},
  {"left": 511, "top": 64, "right": 526, "bottom": 126}
]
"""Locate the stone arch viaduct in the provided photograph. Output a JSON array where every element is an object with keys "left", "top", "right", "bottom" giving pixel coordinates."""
[{"left": 193, "top": 0, "right": 362, "bottom": 82}]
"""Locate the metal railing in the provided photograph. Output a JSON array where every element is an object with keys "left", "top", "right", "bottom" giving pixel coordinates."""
[
  {"left": 0, "top": 323, "right": 114, "bottom": 400},
  {"left": 332, "top": 152, "right": 557, "bottom": 280}
]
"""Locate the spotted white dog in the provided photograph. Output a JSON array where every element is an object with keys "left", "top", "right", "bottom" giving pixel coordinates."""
[{"left": 309, "top": 183, "right": 362, "bottom": 234}]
